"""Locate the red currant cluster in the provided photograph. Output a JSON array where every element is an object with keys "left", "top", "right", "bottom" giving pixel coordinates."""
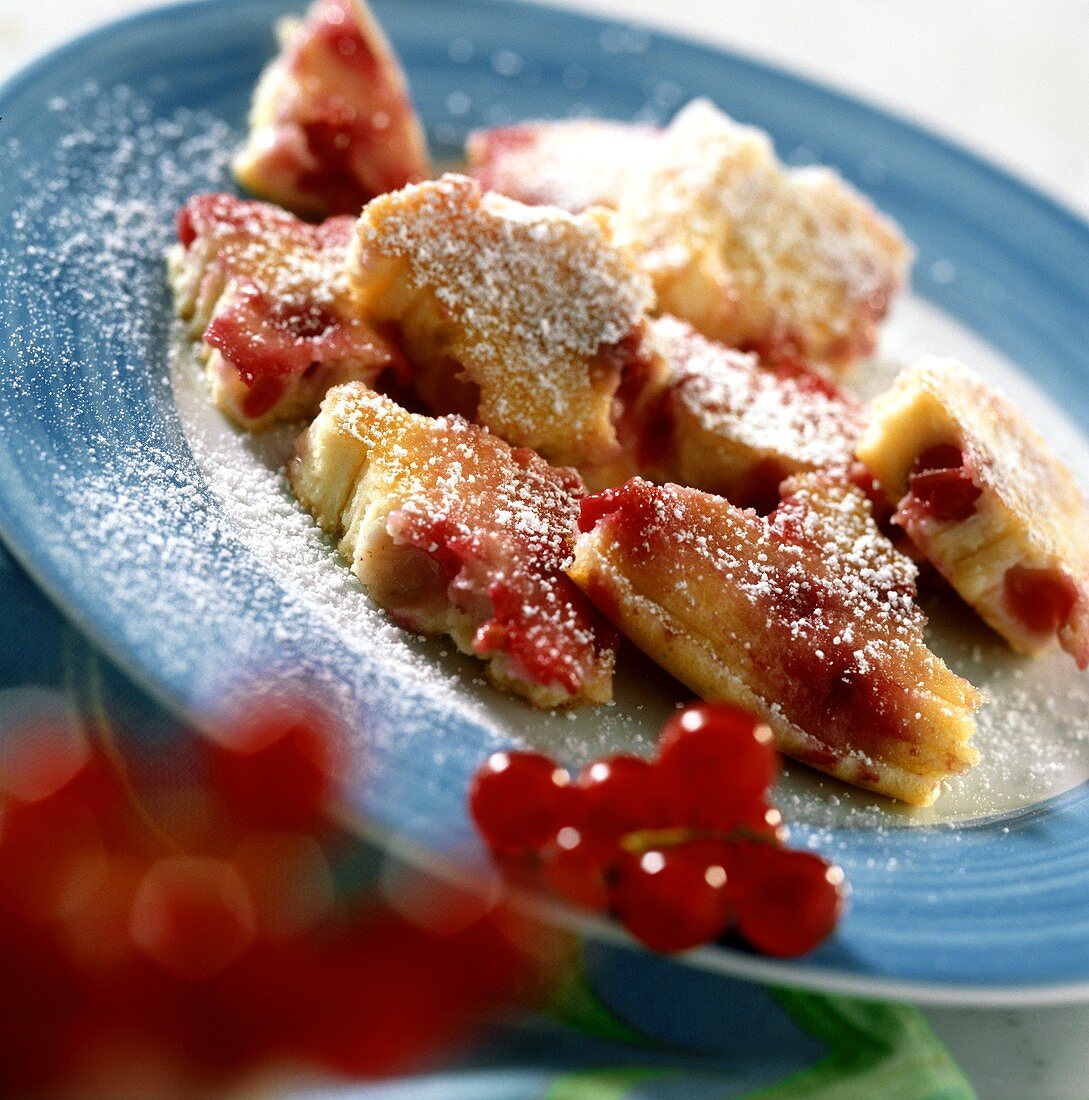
[
  {"left": 0, "top": 702, "right": 533, "bottom": 1097},
  {"left": 469, "top": 702, "right": 845, "bottom": 957}
]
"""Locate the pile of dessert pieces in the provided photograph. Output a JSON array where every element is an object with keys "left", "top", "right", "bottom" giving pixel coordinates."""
[{"left": 169, "top": 0, "right": 1089, "bottom": 808}]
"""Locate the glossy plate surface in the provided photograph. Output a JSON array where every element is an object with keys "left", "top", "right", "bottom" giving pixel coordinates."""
[{"left": 3, "top": 0, "right": 1089, "bottom": 1005}]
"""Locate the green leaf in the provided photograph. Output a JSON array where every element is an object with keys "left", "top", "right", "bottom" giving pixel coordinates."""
[{"left": 742, "top": 989, "right": 976, "bottom": 1100}]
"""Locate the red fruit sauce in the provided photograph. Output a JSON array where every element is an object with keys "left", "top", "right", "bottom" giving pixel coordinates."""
[
  {"left": 295, "top": 119, "right": 374, "bottom": 217},
  {"left": 312, "top": 0, "right": 380, "bottom": 82},
  {"left": 205, "top": 289, "right": 350, "bottom": 383},
  {"left": 1004, "top": 563, "right": 1078, "bottom": 637},
  {"left": 390, "top": 510, "right": 608, "bottom": 698},
  {"left": 576, "top": 481, "right": 658, "bottom": 560},
  {"left": 177, "top": 193, "right": 400, "bottom": 411},
  {"left": 906, "top": 444, "right": 981, "bottom": 522}
]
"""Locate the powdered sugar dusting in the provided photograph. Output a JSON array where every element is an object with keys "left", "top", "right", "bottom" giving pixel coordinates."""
[
  {"left": 351, "top": 174, "right": 652, "bottom": 463},
  {"left": 172, "top": 334, "right": 680, "bottom": 758},
  {"left": 615, "top": 98, "right": 911, "bottom": 365},
  {"left": 358, "top": 175, "right": 649, "bottom": 361},
  {"left": 0, "top": 83, "right": 536, "bottom": 825},
  {"left": 653, "top": 315, "right": 863, "bottom": 468}
]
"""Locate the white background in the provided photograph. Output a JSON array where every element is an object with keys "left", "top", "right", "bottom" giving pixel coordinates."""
[{"left": 3, "top": 1, "right": 1089, "bottom": 1095}]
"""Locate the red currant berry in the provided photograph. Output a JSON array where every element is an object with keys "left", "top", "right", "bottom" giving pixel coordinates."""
[
  {"left": 576, "top": 754, "right": 676, "bottom": 838},
  {"left": 231, "top": 832, "right": 335, "bottom": 939},
  {"left": 0, "top": 714, "right": 89, "bottom": 804},
  {"left": 0, "top": 791, "right": 109, "bottom": 923},
  {"left": 657, "top": 703, "right": 778, "bottom": 828},
  {"left": 204, "top": 703, "right": 343, "bottom": 832},
  {"left": 129, "top": 856, "right": 257, "bottom": 981},
  {"left": 541, "top": 827, "right": 618, "bottom": 912},
  {"left": 468, "top": 752, "right": 574, "bottom": 857},
  {"left": 733, "top": 848, "right": 845, "bottom": 958},
  {"left": 741, "top": 800, "right": 788, "bottom": 844},
  {"left": 713, "top": 838, "right": 767, "bottom": 909},
  {"left": 0, "top": 909, "right": 89, "bottom": 1097},
  {"left": 663, "top": 837, "right": 737, "bottom": 917},
  {"left": 610, "top": 843, "right": 732, "bottom": 954}
]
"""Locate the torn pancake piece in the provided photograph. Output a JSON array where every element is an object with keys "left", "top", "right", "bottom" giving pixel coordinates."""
[
  {"left": 569, "top": 472, "right": 980, "bottom": 805},
  {"left": 169, "top": 193, "right": 401, "bottom": 430},
  {"left": 614, "top": 99, "right": 912, "bottom": 370},
  {"left": 290, "top": 383, "right": 618, "bottom": 708},
  {"left": 637, "top": 316, "right": 865, "bottom": 510},
  {"left": 856, "top": 356, "right": 1089, "bottom": 668},
  {"left": 347, "top": 174, "right": 654, "bottom": 469},
  {"left": 233, "top": 0, "right": 431, "bottom": 218}
]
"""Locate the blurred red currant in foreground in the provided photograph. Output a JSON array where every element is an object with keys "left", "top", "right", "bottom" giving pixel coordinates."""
[
  {"left": 129, "top": 856, "right": 258, "bottom": 981},
  {"left": 203, "top": 700, "right": 345, "bottom": 831},
  {"left": 541, "top": 827, "right": 615, "bottom": 913},
  {"left": 0, "top": 699, "right": 541, "bottom": 1098},
  {"left": 0, "top": 706, "right": 89, "bottom": 802},
  {"left": 610, "top": 844, "right": 732, "bottom": 954}
]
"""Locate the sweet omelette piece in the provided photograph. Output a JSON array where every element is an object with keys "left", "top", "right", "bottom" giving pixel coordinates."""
[
  {"left": 856, "top": 357, "right": 1089, "bottom": 667},
  {"left": 233, "top": 0, "right": 431, "bottom": 218},
  {"left": 614, "top": 99, "right": 912, "bottom": 370},
  {"left": 466, "top": 119, "right": 661, "bottom": 213},
  {"left": 169, "top": 193, "right": 401, "bottom": 431},
  {"left": 569, "top": 472, "right": 981, "bottom": 806},
  {"left": 289, "top": 383, "right": 617, "bottom": 708},
  {"left": 637, "top": 316, "right": 865, "bottom": 510},
  {"left": 348, "top": 174, "right": 655, "bottom": 470}
]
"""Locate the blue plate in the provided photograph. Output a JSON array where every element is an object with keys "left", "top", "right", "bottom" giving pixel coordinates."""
[{"left": 3, "top": 0, "right": 1089, "bottom": 1005}]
